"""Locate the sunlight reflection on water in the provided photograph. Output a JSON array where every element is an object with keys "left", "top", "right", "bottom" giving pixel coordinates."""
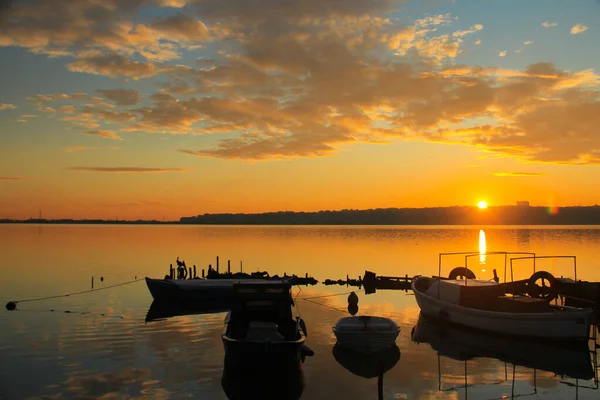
[{"left": 0, "top": 225, "right": 599, "bottom": 399}]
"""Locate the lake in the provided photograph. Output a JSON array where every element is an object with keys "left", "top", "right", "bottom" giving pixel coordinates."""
[{"left": 1, "top": 224, "right": 599, "bottom": 399}]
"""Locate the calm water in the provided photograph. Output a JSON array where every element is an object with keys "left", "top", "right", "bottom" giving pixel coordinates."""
[{"left": 1, "top": 224, "right": 599, "bottom": 400}]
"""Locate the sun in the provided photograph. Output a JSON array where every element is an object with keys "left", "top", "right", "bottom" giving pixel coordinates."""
[{"left": 478, "top": 201, "right": 488, "bottom": 209}]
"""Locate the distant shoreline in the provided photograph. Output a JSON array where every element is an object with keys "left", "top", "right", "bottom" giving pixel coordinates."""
[{"left": 3, "top": 205, "right": 600, "bottom": 225}]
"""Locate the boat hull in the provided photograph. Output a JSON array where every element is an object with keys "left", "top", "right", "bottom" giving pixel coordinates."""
[
  {"left": 333, "top": 316, "right": 400, "bottom": 354},
  {"left": 412, "top": 276, "right": 594, "bottom": 341},
  {"left": 145, "top": 277, "right": 273, "bottom": 304}
]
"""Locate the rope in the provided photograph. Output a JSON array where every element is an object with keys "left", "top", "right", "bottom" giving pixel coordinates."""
[
  {"left": 302, "top": 298, "right": 347, "bottom": 313},
  {"left": 301, "top": 289, "right": 364, "bottom": 301},
  {"left": 7, "top": 278, "right": 143, "bottom": 306}
]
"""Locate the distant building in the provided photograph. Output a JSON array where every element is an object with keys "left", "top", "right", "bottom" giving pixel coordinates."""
[{"left": 516, "top": 201, "right": 530, "bottom": 207}]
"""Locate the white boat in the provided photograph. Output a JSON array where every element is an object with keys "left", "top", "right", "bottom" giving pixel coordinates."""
[
  {"left": 333, "top": 316, "right": 400, "bottom": 353},
  {"left": 412, "top": 275, "right": 595, "bottom": 341}
]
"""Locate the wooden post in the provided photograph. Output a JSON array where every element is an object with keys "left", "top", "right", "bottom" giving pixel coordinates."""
[
  {"left": 305, "top": 272, "right": 308, "bottom": 278},
  {"left": 240, "top": 261, "right": 243, "bottom": 273},
  {"left": 228, "top": 260, "right": 231, "bottom": 274},
  {"left": 202, "top": 269, "right": 205, "bottom": 278},
  {"left": 193, "top": 265, "right": 197, "bottom": 278},
  {"left": 170, "top": 264, "right": 174, "bottom": 279},
  {"left": 188, "top": 267, "right": 192, "bottom": 279},
  {"left": 216, "top": 256, "right": 219, "bottom": 273},
  {"left": 91, "top": 276, "right": 94, "bottom": 290}
]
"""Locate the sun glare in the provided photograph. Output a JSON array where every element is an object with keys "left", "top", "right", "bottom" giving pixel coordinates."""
[{"left": 478, "top": 201, "right": 488, "bottom": 209}]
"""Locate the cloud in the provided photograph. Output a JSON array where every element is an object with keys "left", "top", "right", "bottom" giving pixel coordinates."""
[
  {"left": 65, "top": 146, "right": 86, "bottom": 152},
  {"left": 67, "top": 167, "right": 190, "bottom": 173},
  {"left": 67, "top": 52, "right": 159, "bottom": 79},
  {"left": 97, "top": 89, "right": 141, "bottom": 105},
  {"left": 83, "top": 130, "right": 123, "bottom": 140},
  {"left": 0, "top": 103, "right": 16, "bottom": 110},
  {"left": 498, "top": 50, "right": 507, "bottom": 57},
  {"left": 0, "top": 177, "right": 25, "bottom": 180},
  {"left": 570, "top": 24, "right": 588, "bottom": 35},
  {"left": 524, "top": 40, "right": 533, "bottom": 45},
  {"left": 494, "top": 172, "right": 544, "bottom": 177},
  {"left": 542, "top": 21, "right": 558, "bottom": 28},
  {"left": 475, "top": 39, "right": 481, "bottom": 45}
]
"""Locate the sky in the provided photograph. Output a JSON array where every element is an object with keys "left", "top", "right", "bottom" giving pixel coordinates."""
[{"left": 1, "top": 0, "right": 600, "bottom": 220}]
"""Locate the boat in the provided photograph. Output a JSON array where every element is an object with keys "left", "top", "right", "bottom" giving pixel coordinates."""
[
  {"left": 411, "top": 312, "right": 596, "bottom": 380},
  {"left": 333, "top": 316, "right": 400, "bottom": 354},
  {"left": 144, "top": 276, "right": 273, "bottom": 304},
  {"left": 221, "top": 281, "right": 312, "bottom": 365},
  {"left": 412, "top": 274, "right": 596, "bottom": 341}
]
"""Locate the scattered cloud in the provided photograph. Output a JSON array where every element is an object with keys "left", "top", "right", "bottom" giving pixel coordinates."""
[
  {"left": 498, "top": 50, "right": 507, "bottom": 57},
  {"left": 524, "top": 41, "right": 533, "bottom": 45},
  {"left": 0, "top": 177, "right": 25, "bottom": 180},
  {"left": 494, "top": 172, "right": 544, "bottom": 177},
  {"left": 83, "top": 130, "right": 123, "bottom": 140},
  {"left": 542, "top": 21, "right": 558, "bottom": 28},
  {"left": 65, "top": 146, "right": 121, "bottom": 152},
  {"left": 570, "top": 24, "right": 588, "bottom": 35},
  {"left": 97, "top": 89, "right": 141, "bottom": 106},
  {"left": 0, "top": 103, "right": 16, "bottom": 110},
  {"left": 67, "top": 167, "right": 190, "bottom": 173},
  {"left": 475, "top": 40, "right": 481, "bottom": 45}
]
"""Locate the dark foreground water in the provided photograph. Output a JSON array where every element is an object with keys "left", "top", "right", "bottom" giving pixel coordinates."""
[{"left": 1, "top": 225, "right": 599, "bottom": 399}]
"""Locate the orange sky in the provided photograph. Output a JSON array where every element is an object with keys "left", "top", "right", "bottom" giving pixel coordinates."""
[{"left": 1, "top": 0, "right": 600, "bottom": 220}]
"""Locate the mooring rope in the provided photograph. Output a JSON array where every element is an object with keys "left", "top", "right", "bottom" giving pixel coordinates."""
[
  {"left": 5, "top": 278, "right": 143, "bottom": 310},
  {"left": 301, "top": 289, "right": 364, "bottom": 301},
  {"left": 299, "top": 289, "right": 364, "bottom": 313}
]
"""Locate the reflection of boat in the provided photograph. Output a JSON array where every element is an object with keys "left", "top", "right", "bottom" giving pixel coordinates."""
[
  {"left": 145, "top": 277, "right": 273, "bottom": 303},
  {"left": 222, "top": 282, "right": 312, "bottom": 365},
  {"left": 333, "top": 316, "right": 400, "bottom": 354},
  {"left": 221, "top": 352, "right": 305, "bottom": 400},
  {"left": 144, "top": 300, "right": 230, "bottom": 323},
  {"left": 412, "top": 275, "right": 595, "bottom": 341},
  {"left": 411, "top": 313, "right": 595, "bottom": 380},
  {"left": 333, "top": 342, "right": 400, "bottom": 378},
  {"left": 333, "top": 342, "right": 400, "bottom": 400}
]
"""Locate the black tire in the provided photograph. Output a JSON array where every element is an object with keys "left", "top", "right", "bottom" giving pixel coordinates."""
[
  {"left": 448, "top": 267, "right": 476, "bottom": 280},
  {"left": 527, "top": 271, "right": 558, "bottom": 301}
]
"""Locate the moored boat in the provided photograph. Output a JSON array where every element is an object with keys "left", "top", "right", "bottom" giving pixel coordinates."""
[
  {"left": 221, "top": 282, "right": 312, "bottom": 365},
  {"left": 412, "top": 275, "right": 595, "bottom": 341},
  {"left": 144, "top": 276, "right": 273, "bottom": 304},
  {"left": 333, "top": 316, "right": 400, "bottom": 354}
]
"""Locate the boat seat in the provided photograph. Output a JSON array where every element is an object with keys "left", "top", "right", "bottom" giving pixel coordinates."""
[{"left": 494, "top": 295, "right": 551, "bottom": 312}]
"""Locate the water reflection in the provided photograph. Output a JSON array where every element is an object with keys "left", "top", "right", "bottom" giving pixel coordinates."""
[
  {"left": 411, "top": 313, "right": 599, "bottom": 398},
  {"left": 221, "top": 352, "right": 305, "bottom": 399},
  {"left": 479, "top": 229, "right": 487, "bottom": 267},
  {"left": 145, "top": 300, "right": 229, "bottom": 323},
  {"left": 332, "top": 342, "right": 400, "bottom": 400}
]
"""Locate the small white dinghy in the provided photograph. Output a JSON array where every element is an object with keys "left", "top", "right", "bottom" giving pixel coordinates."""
[{"left": 333, "top": 316, "right": 400, "bottom": 354}]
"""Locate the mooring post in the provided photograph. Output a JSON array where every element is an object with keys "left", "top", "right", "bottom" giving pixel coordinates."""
[
  {"left": 216, "top": 256, "right": 219, "bottom": 273},
  {"left": 240, "top": 261, "right": 243, "bottom": 273},
  {"left": 202, "top": 269, "right": 205, "bottom": 278},
  {"left": 228, "top": 260, "right": 231, "bottom": 274},
  {"left": 305, "top": 272, "right": 308, "bottom": 278},
  {"left": 193, "top": 265, "right": 197, "bottom": 278},
  {"left": 170, "top": 264, "right": 174, "bottom": 279},
  {"left": 91, "top": 276, "right": 94, "bottom": 290}
]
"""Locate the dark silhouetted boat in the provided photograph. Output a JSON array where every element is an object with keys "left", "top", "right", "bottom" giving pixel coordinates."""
[{"left": 221, "top": 282, "right": 312, "bottom": 365}]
